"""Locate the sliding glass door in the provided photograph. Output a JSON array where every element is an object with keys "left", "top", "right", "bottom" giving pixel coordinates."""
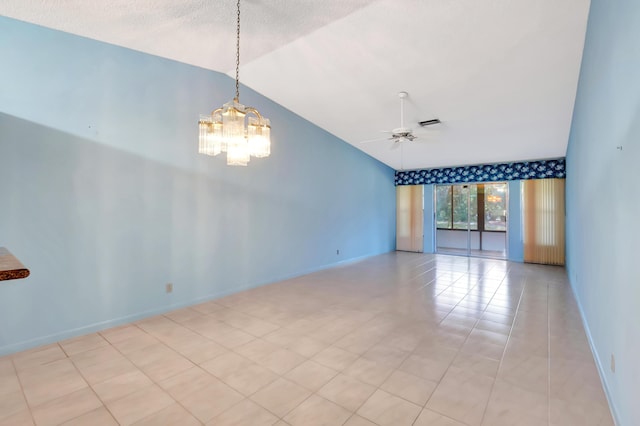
[{"left": 435, "top": 183, "right": 508, "bottom": 259}]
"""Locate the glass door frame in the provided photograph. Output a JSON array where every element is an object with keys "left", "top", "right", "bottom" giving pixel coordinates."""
[{"left": 433, "top": 182, "right": 509, "bottom": 259}]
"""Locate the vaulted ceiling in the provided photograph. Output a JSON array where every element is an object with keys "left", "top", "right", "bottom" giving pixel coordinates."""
[{"left": 0, "top": 0, "right": 590, "bottom": 170}]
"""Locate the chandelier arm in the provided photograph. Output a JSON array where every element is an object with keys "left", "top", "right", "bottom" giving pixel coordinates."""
[
  {"left": 235, "top": 0, "right": 241, "bottom": 102},
  {"left": 245, "top": 107, "right": 263, "bottom": 120}
]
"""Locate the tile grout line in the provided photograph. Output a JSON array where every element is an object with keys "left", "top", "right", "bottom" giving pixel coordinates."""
[
  {"left": 24, "top": 340, "right": 122, "bottom": 425},
  {"left": 476, "top": 265, "right": 527, "bottom": 426},
  {"left": 418, "top": 259, "right": 513, "bottom": 424},
  {"left": 163, "top": 302, "right": 378, "bottom": 424},
  {"left": 76, "top": 327, "right": 176, "bottom": 425},
  {"left": 9, "top": 351, "right": 37, "bottom": 425},
  {"left": 92, "top": 325, "right": 205, "bottom": 424},
  {"left": 331, "top": 259, "right": 444, "bottom": 426},
  {"left": 129, "top": 317, "right": 286, "bottom": 424},
  {"left": 68, "top": 354, "right": 121, "bottom": 426}
]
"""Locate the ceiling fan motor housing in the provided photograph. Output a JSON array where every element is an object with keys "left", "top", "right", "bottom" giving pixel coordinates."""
[{"left": 391, "top": 128, "right": 416, "bottom": 141}]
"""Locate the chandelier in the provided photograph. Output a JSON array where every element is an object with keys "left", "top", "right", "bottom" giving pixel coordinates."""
[{"left": 198, "top": 0, "right": 271, "bottom": 166}]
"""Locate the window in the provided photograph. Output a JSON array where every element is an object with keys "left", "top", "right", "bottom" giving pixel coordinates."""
[
  {"left": 436, "top": 185, "right": 452, "bottom": 229},
  {"left": 436, "top": 183, "right": 506, "bottom": 231},
  {"left": 436, "top": 185, "right": 478, "bottom": 230},
  {"left": 484, "top": 183, "right": 507, "bottom": 231}
]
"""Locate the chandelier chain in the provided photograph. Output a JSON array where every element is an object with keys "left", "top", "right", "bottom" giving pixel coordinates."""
[
  {"left": 235, "top": 0, "right": 241, "bottom": 101},
  {"left": 198, "top": 0, "right": 271, "bottom": 165}
]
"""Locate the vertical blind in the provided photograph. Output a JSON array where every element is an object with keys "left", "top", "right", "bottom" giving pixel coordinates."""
[
  {"left": 396, "top": 185, "right": 424, "bottom": 252},
  {"left": 523, "top": 178, "right": 565, "bottom": 265}
]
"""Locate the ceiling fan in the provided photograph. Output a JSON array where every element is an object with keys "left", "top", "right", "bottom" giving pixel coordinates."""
[{"left": 361, "top": 91, "right": 440, "bottom": 149}]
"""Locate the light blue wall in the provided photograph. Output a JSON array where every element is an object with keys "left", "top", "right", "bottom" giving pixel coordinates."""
[
  {"left": 507, "top": 180, "right": 523, "bottom": 262},
  {"left": 565, "top": 0, "right": 640, "bottom": 424},
  {"left": 0, "top": 17, "right": 396, "bottom": 355},
  {"left": 423, "top": 185, "right": 435, "bottom": 253}
]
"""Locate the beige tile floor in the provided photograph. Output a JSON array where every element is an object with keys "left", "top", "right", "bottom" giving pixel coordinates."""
[{"left": 0, "top": 252, "right": 614, "bottom": 426}]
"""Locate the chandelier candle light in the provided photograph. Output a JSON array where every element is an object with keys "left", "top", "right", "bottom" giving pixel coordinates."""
[{"left": 198, "top": 0, "right": 271, "bottom": 166}]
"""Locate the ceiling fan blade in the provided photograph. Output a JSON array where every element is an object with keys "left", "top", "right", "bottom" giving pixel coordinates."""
[
  {"left": 412, "top": 130, "right": 439, "bottom": 138},
  {"left": 359, "top": 137, "right": 389, "bottom": 144},
  {"left": 390, "top": 140, "right": 402, "bottom": 150},
  {"left": 413, "top": 129, "right": 442, "bottom": 136}
]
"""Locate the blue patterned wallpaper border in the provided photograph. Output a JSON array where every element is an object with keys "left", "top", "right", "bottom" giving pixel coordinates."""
[{"left": 395, "top": 158, "right": 566, "bottom": 186}]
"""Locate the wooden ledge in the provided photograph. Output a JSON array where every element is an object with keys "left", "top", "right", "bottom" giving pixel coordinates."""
[{"left": 0, "top": 247, "right": 30, "bottom": 281}]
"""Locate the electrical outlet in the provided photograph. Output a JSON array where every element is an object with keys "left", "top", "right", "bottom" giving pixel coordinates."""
[
  {"left": 611, "top": 354, "right": 615, "bottom": 373},
  {"left": 166, "top": 283, "right": 173, "bottom": 294},
  {"left": 336, "top": 249, "right": 340, "bottom": 255}
]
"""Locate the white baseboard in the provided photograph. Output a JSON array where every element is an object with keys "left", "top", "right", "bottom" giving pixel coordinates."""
[{"left": 569, "top": 277, "right": 621, "bottom": 426}]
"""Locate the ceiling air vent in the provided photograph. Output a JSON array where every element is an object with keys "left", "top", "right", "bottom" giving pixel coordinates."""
[{"left": 418, "top": 119, "right": 441, "bottom": 127}]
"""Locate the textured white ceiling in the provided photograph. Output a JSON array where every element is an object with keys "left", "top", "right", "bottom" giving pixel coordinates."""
[{"left": 0, "top": 0, "right": 590, "bottom": 170}]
